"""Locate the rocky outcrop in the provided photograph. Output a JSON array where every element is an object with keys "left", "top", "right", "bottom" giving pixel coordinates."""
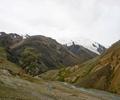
[{"left": 0, "top": 32, "right": 23, "bottom": 48}]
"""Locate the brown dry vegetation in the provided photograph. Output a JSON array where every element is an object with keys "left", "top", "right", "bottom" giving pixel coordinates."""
[{"left": 43, "top": 40, "right": 120, "bottom": 94}]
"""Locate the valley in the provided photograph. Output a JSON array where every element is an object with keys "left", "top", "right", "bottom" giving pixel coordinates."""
[{"left": 0, "top": 32, "right": 119, "bottom": 100}]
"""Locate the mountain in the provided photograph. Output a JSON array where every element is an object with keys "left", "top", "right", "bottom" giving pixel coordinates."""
[
  {"left": 0, "top": 32, "right": 90, "bottom": 75},
  {"left": 0, "top": 32, "right": 23, "bottom": 47},
  {"left": 0, "top": 32, "right": 120, "bottom": 98},
  {"left": 64, "top": 38, "right": 106, "bottom": 55},
  {"left": 51, "top": 40, "right": 120, "bottom": 94},
  {"left": 64, "top": 42, "right": 98, "bottom": 63},
  {"left": 0, "top": 32, "right": 104, "bottom": 76},
  {"left": 7, "top": 36, "right": 81, "bottom": 75}
]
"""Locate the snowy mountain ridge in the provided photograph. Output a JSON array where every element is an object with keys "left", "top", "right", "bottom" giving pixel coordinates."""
[{"left": 64, "top": 38, "right": 106, "bottom": 55}]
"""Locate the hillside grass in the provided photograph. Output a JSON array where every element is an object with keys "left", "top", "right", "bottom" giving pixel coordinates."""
[{"left": 0, "top": 47, "right": 21, "bottom": 74}]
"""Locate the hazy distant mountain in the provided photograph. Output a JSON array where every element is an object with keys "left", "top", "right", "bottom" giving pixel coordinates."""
[
  {"left": 64, "top": 42, "right": 98, "bottom": 63},
  {"left": 64, "top": 39, "right": 106, "bottom": 55}
]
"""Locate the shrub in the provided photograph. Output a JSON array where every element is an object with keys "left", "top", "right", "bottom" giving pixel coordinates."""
[{"left": 19, "top": 47, "right": 40, "bottom": 75}]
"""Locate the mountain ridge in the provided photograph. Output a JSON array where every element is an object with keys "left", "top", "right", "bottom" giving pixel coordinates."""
[{"left": 63, "top": 39, "right": 106, "bottom": 55}]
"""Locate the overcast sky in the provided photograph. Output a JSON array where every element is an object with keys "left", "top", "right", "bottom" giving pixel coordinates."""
[{"left": 0, "top": 0, "right": 120, "bottom": 46}]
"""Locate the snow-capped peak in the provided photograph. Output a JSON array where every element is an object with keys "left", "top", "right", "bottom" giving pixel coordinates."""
[{"left": 63, "top": 38, "right": 106, "bottom": 55}]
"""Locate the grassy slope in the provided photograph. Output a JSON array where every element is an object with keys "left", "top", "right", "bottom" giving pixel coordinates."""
[
  {"left": 41, "top": 41, "right": 120, "bottom": 94},
  {"left": 0, "top": 47, "right": 20, "bottom": 74},
  {"left": 0, "top": 66, "right": 104, "bottom": 100},
  {"left": 39, "top": 56, "right": 99, "bottom": 84}
]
